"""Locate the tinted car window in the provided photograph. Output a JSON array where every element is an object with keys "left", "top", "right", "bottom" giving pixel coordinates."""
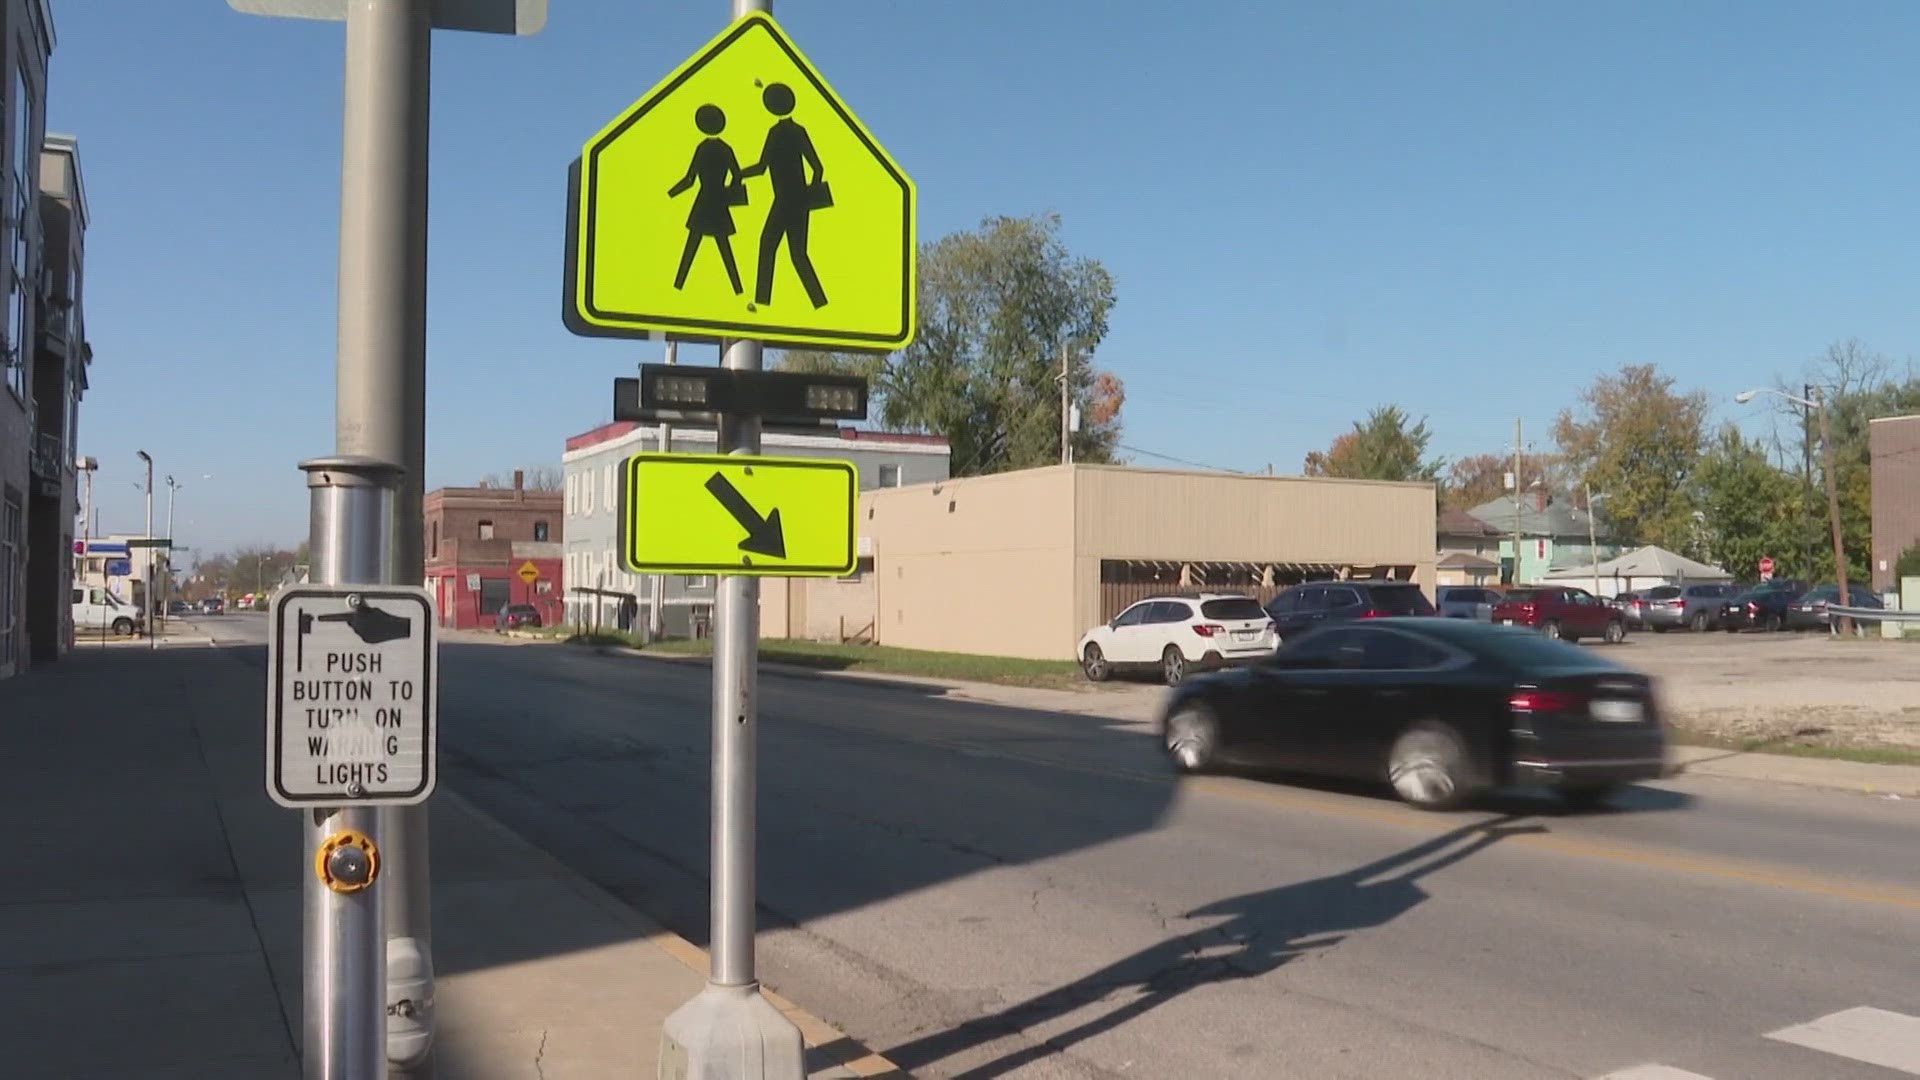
[
  {"left": 1502, "top": 589, "right": 1542, "bottom": 603},
  {"left": 1323, "top": 588, "right": 1361, "bottom": 609},
  {"left": 1365, "top": 585, "right": 1437, "bottom": 615},
  {"left": 1200, "top": 598, "right": 1267, "bottom": 621},
  {"left": 1646, "top": 586, "right": 1682, "bottom": 600},
  {"left": 1360, "top": 630, "right": 1449, "bottom": 670},
  {"left": 1281, "top": 627, "right": 1368, "bottom": 668},
  {"left": 1267, "top": 590, "right": 1300, "bottom": 615},
  {"left": 1113, "top": 603, "right": 1151, "bottom": 628},
  {"left": 1296, "top": 586, "right": 1329, "bottom": 611},
  {"left": 1149, "top": 601, "right": 1194, "bottom": 624}
]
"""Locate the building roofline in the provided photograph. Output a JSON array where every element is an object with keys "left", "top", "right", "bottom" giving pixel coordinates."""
[
  {"left": 1868, "top": 414, "right": 1920, "bottom": 425},
  {"left": 1072, "top": 461, "right": 1437, "bottom": 490},
  {"left": 564, "top": 421, "right": 952, "bottom": 458},
  {"left": 42, "top": 133, "right": 85, "bottom": 228}
]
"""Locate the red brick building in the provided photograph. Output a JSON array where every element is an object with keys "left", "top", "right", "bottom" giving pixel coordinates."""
[{"left": 424, "top": 470, "right": 563, "bottom": 630}]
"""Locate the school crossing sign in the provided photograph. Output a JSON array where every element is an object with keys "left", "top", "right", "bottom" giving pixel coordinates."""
[{"left": 565, "top": 12, "right": 915, "bottom": 351}]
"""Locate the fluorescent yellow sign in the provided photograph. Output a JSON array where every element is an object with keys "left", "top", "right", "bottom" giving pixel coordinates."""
[
  {"left": 516, "top": 561, "right": 540, "bottom": 584},
  {"left": 568, "top": 12, "right": 915, "bottom": 351},
  {"left": 620, "top": 453, "right": 858, "bottom": 577}
]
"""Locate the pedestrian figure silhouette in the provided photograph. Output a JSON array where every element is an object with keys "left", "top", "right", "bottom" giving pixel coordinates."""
[
  {"left": 740, "top": 82, "right": 829, "bottom": 309},
  {"left": 667, "top": 104, "right": 745, "bottom": 294}
]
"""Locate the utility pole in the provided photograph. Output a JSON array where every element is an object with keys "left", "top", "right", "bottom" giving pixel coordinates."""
[
  {"left": 164, "top": 476, "right": 181, "bottom": 625},
  {"left": 1814, "top": 388, "right": 1853, "bottom": 636},
  {"left": 1511, "top": 419, "right": 1522, "bottom": 587},
  {"left": 137, "top": 450, "right": 153, "bottom": 649},
  {"left": 1803, "top": 382, "right": 1816, "bottom": 576},
  {"left": 649, "top": 340, "right": 676, "bottom": 642},
  {"left": 1059, "top": 341, "right": 1073, "bottom": 466}
]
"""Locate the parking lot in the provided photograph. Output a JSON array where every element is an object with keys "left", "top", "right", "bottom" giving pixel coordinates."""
[{"left": 1600, "top": 628, "right": 1920, "bottom": 751}]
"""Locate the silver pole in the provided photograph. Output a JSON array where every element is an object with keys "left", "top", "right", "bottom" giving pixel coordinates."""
[
  {"left": 711, "top": 337, "right": 761, "bottom": 987},
  {"left": 649, "top": 341, "right": 676, "bottom": 642},
  {"left": 300, "top": 456, "right": 400, "bottom": 1080},
  {"left": 332, "top": 1, "right": 435, "bottom": 1073},
  {"left": 656, "top": 7, "right": 803, "bottom": 1076},
  {"left": 140, "top": 451, "right": 153, "bottom": 649}
]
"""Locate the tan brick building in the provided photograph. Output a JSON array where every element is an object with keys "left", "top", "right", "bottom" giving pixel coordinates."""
[{"left": 1869, "top": 414, "right": 1920, "bottom": 590}]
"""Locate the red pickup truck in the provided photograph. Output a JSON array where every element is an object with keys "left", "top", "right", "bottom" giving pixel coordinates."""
[{"left": 1490, "top": 586, "right": 1627, "bottom": 644}]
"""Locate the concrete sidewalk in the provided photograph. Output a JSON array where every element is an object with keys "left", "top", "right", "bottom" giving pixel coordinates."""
[{"left": 0, "top": 646, "right": 897, "bottom": 1078}]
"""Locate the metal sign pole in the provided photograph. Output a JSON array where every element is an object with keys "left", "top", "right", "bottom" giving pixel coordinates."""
[
  {"left": 301, "top": 457, "right": 400, "bottom": 1080},
  {"left": 657, "top": 9, "right": 803, "bottom": 1078},
  {"left": 333, "top": 0, "right": 435, "bottom": 1073}
]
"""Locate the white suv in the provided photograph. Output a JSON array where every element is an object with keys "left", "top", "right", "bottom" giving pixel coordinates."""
[{"left": 1078, "top": 594, "right": 1277, "bottom": 685}]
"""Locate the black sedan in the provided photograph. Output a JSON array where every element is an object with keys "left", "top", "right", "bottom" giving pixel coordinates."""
[
  {"left": 1717, "top": 587, "right": 1798, "bottom": 632},
  {"left": 1154, "top": 618, "right": 1667, "bottom": 811}
]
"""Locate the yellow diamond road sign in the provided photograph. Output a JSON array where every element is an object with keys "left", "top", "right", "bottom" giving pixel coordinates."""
[
  {"left": 517, "top": 561, "right": 540, "bottom": 585},
  {"left": 620, "top": 453, "right": 858, "bottom": 577},
  {"left": 566, "top": 12, "right": 915, "bottom": 351}
]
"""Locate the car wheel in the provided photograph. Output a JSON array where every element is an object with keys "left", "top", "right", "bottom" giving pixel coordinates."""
[
  {"left": 1764, "top": 613, "right": 1784, "bottom": 632},
  {"left": 1561, "top": 783, "right": 1618, "bottom": 810},
  {"left": 111, "top": 618, "right": 133, "bottom": 637},
  {"left": 1165, "top": 705, "right": 1220, "bottom": 773},
  {"left": 1161, "top": 646, "right": 1187, "bottom": 686},
  {"left": 1387, "top": 721, "right": 1477, "bottom": 811},
  {"left": 1081, "top": 643, "right": 1111, "bottom": 683},
  {"left": 1541, "top": 620, "right": 1562, "bottom": 641},
  {"left": 1690, "top": 612, "right": 1709, "bottom": 632},
  {"left": 1603, "top": 620, "right": 1625, "bottom": 644}
]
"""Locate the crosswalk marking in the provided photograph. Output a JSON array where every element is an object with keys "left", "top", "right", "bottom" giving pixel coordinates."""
[
  {"left": 1765, "top": 1006, "right": 1920, "bottom": 1075},
  {"left": 1597, "top": 1067, "right": 1715, "bottom": 1079}
]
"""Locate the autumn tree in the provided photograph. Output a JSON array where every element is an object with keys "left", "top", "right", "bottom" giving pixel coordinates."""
[
  {"left": 778, "top": 213, "right": 1121, "bottom": 474},
  {"left": 1303, "top": 405, "right": 1443, "bottom": 483},
  {"left": 1442, "top": 452, "right": 1555, "bottom": 511},
  {"left": 1692, "top": 426, "right": 1803, "bottom": 578},
  {"left": 1553, "top": 365, "right": 1708, "bottom": 551}
]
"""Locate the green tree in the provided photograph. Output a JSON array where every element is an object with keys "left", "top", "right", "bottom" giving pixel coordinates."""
[
  {"left": 778, "top": 213, "right": 1121, "bottom": 474},
  {"left": 1553, "top": 364, "right": 1708, "bottom": 551},
  {"left": 1693, "top": 426, "right": 1802, "bottom": 579},
  {"left": 1894, "top": 544, "right": 1920, "bottom": 583},
  {"left": 1302, "top": 405, "right": 1444, "bottom": 483}
]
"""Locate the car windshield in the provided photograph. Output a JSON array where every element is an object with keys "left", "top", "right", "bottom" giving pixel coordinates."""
[
  {"left": 1500, "top": 589, "right": 1542, "bottom": 603},
  {"left": 1365, "top": 586, "right": 1435, "bottom": 615},
  {"left": 1433, "top": 621, "right": 1627, "bottom": 672},
  {"left": 1199, "top": 598, "right": 1266, "bottom": 621}
]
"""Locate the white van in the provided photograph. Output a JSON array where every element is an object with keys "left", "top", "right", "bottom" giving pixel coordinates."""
[{"left": 71, "top": 585, "right": 143, "bottom": 636}]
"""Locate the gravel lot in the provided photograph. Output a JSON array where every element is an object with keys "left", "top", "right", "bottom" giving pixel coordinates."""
[{"left": 1608, "top": 627, "right": 1920, "bottom": 751}]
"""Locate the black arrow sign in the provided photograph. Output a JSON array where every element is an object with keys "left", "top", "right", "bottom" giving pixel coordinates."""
[{"left": 705, "top": 471, "right": 787, "bottom": 559}]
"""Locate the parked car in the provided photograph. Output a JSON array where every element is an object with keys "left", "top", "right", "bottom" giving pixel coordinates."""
[
  {"left": 200, "top": 597, "right": 225, "bottom": 615},
  {"left": 1436, "top": 585, "right": 1499, "bottom": 621},
  {"left": 1154, "top": 619, "right": 1667, "bottom": 810},
  {"left": 1610, "top": 591, "right": 1649, "bottom": 629},
  {"left": 1717, "top": 587, "right": 1798, "bottom": 632},
  {"left": 1490, "top": 586, "right": 1626, "bottom": 643},
  {"left": 1264, "top": 581, "right": 1436, "bottom": 640},
  {"left": 1080, "top": 594, "right": 1277, "bottom": 685},
  {"left": 496, "top": 603, "right": 543, "bottom": 631},
  {"left": 167, "top": 600, "right": 191, "bottom": 616},
  {"left": 1785, "top": 585, "right": 1884, "bottom": 632},
  {"left": 1640, "top": 583, "right": 1740, "bottom": 632}
]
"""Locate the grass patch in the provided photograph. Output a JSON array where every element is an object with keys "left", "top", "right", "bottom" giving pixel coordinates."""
[
  {"left": 642, "top": 637, "right": 1087, "bottom": 689},
  {"left": 566, "top": 629, "right": 648, "bottom": 649},
  {"left": 1668, "top": 727, "right": 1920, "bottom": 768}
]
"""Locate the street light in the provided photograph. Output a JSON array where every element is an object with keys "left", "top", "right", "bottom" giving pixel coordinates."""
[
  {"left": 1736, "top": 386, "right": 1852, "bottom": 634},
  {"left": 1586, "top": 488, "right": 1610, "bottom": 597}
]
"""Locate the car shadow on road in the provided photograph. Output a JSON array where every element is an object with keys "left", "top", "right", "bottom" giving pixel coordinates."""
[
  {"left": 881, "top": 817, "right": 1546, "bottom": 1078},
  {"left": 1211, "top": 765, "right": 1695, "bottom": 817}
]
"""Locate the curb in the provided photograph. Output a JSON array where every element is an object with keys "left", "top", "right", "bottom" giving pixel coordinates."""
[{"left": 440, "top": 787, "right": 905, "bottom": 1078}]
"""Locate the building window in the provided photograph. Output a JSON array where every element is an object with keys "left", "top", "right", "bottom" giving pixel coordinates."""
[
  {"left": 604, "top": 465, "right": 615, "bottom": 511},
  {"left": 566, "top": 472, "right": 577, "bottom": 516},
  {"left": 430, "top": 522, "right": 439, "bottom": 557},
  {"left": 533, "top": 520, "right": 549, "bottom": 542},
  {"left": 478, "top": 519, "right": 494, "bottom": 541},
  {"left": 878, "top": 464, "right": 901, "bottom": 488},
  {"left": 682, "top": 575, "right": 712, "bottom": 589},
  {"left": 583, "top": 473, "right": 594, "bottom": 515}
]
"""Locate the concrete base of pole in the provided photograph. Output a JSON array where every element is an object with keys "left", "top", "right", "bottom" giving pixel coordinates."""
[{"left": 657, "top": 983, "right": 805, "bottom": 1080}]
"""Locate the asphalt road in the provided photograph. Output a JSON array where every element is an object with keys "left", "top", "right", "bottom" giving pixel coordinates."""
[{"left": 188, "top": 618, "right": 1920, "bottom": 1078}]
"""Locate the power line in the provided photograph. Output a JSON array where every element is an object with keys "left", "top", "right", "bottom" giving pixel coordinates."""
[{"left": 1113, "top": 443, "right": 1249, "bottom": 474}]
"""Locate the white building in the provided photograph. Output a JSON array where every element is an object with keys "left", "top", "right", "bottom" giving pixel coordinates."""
[{"left": 561, "top": 421, "right": 951, "bottom": 635}]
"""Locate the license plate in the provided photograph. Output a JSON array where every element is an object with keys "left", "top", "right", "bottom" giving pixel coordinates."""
[
  {"left": 1502, "top": 619, "right": 1515, "bottom": 626},
  {"left": 1590, "top": 700, "right": 1643, "bottom": 723},
  {"left": 1233, "top": 629, "right": 1257, "bottom": 641}
]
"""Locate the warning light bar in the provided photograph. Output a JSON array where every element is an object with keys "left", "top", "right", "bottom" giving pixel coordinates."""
[{"left": 615, "top": 365, "right": 870, "bottom": 428}]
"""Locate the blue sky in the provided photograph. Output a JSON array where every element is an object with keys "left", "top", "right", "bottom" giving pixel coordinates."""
[{"left": 55, "top": 0, "right": 1920, "bottom": 559}]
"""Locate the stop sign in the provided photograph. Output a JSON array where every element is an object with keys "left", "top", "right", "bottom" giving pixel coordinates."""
[{"left": 1759, "top": 556, "right": 1775, "bottom": 577}]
